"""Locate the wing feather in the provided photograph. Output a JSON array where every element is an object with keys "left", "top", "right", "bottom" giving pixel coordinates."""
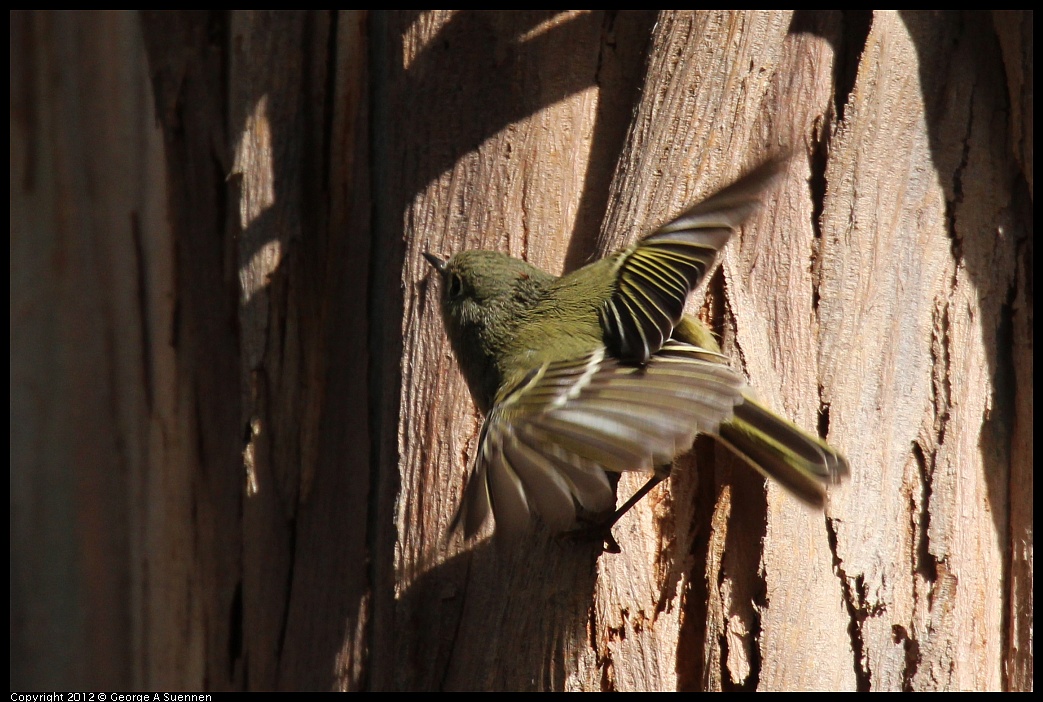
[
  {"left": 602, "top": 158, "right": 786, "bottom": 363},
  {"left": 453, "top": 341, "right": 746, "bottom": 537}
]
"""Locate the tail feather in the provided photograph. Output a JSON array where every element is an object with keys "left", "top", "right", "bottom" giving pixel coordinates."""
[{"left": 715, "top": 396, "right": 848, "bottom": 506}]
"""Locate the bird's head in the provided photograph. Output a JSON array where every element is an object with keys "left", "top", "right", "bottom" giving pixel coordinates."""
[
  {"left": 424, "top": 250, "right": 550, "bottom": 336},
  {"left": 424, "top": 249, "right": 553, "bottom": 411}
]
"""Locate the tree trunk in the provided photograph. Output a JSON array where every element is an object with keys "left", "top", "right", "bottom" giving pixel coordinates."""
[{"left": 10, "top": 10, "right": 1031, "bottom": 691}]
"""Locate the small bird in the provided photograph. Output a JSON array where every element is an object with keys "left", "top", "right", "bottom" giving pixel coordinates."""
[{"left": 424, "top": 158, "right": 847, "bottom": 551}]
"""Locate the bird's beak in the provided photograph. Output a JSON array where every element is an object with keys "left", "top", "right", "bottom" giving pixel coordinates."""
[{"left": 423, "top": 252, "right": 447, "bottom": 274}]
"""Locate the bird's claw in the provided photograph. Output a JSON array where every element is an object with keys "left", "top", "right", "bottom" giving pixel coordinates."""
[{"left": 560, "top": 520, "right": 621, "bottom": 554}]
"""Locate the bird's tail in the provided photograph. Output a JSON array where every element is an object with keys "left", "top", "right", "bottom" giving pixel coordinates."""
[{"left": 714, "top": 395, "right": 848, "bottom": 506}]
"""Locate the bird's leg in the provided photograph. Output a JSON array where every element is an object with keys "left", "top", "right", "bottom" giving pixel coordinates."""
[{"left": 562, "top": 465, "right": 671, "bottom": 553}]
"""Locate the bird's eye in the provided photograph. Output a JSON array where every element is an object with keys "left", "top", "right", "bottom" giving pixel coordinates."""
[{"left": 446, "top": 272, "right": 464, "bottom": 299}]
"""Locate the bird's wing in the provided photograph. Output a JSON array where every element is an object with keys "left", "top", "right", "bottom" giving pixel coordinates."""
[
  {"left": 452, "top": 341, "right": 746, "bottom": 540},
  {"left": 601, "top": 158, "right": 786, "bottom": 363}
]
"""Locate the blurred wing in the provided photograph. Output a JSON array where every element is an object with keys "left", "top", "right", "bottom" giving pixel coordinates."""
[
  {"left": 451, "top": 341, "right": 746, "bottom": 540},
  {"left": 601, "top": 158, "right": 786, "bottom": 363}
]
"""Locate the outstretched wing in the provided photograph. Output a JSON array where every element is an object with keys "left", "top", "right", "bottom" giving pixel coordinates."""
[
  {"left": 451, "top": 341, "right": 747, "bottom": 540},
  {"left": 601, "top": 158, "right": 786, "bottom": 363}
]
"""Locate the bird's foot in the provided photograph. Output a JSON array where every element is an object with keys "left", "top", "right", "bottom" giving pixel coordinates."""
[{"left": 560, "top": 519, "right": 621, "bottom": 554}]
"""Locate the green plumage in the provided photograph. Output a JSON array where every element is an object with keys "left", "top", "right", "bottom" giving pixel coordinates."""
[{"left": 425, "top": 158, "right": 848, "bottom": 545}]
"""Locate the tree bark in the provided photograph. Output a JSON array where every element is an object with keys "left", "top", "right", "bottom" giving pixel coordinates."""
[{"left": 10, "top": 10, "right": 1031, "bottom": 691}]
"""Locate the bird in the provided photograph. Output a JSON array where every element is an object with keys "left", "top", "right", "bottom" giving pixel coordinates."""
[{"left": 423, "top": 157, "right": 848, "bottom": 551}]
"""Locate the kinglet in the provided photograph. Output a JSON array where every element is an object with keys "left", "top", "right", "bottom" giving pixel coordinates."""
[{"left": 424, "top": 158, "right": 848, "bottom": 550}]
